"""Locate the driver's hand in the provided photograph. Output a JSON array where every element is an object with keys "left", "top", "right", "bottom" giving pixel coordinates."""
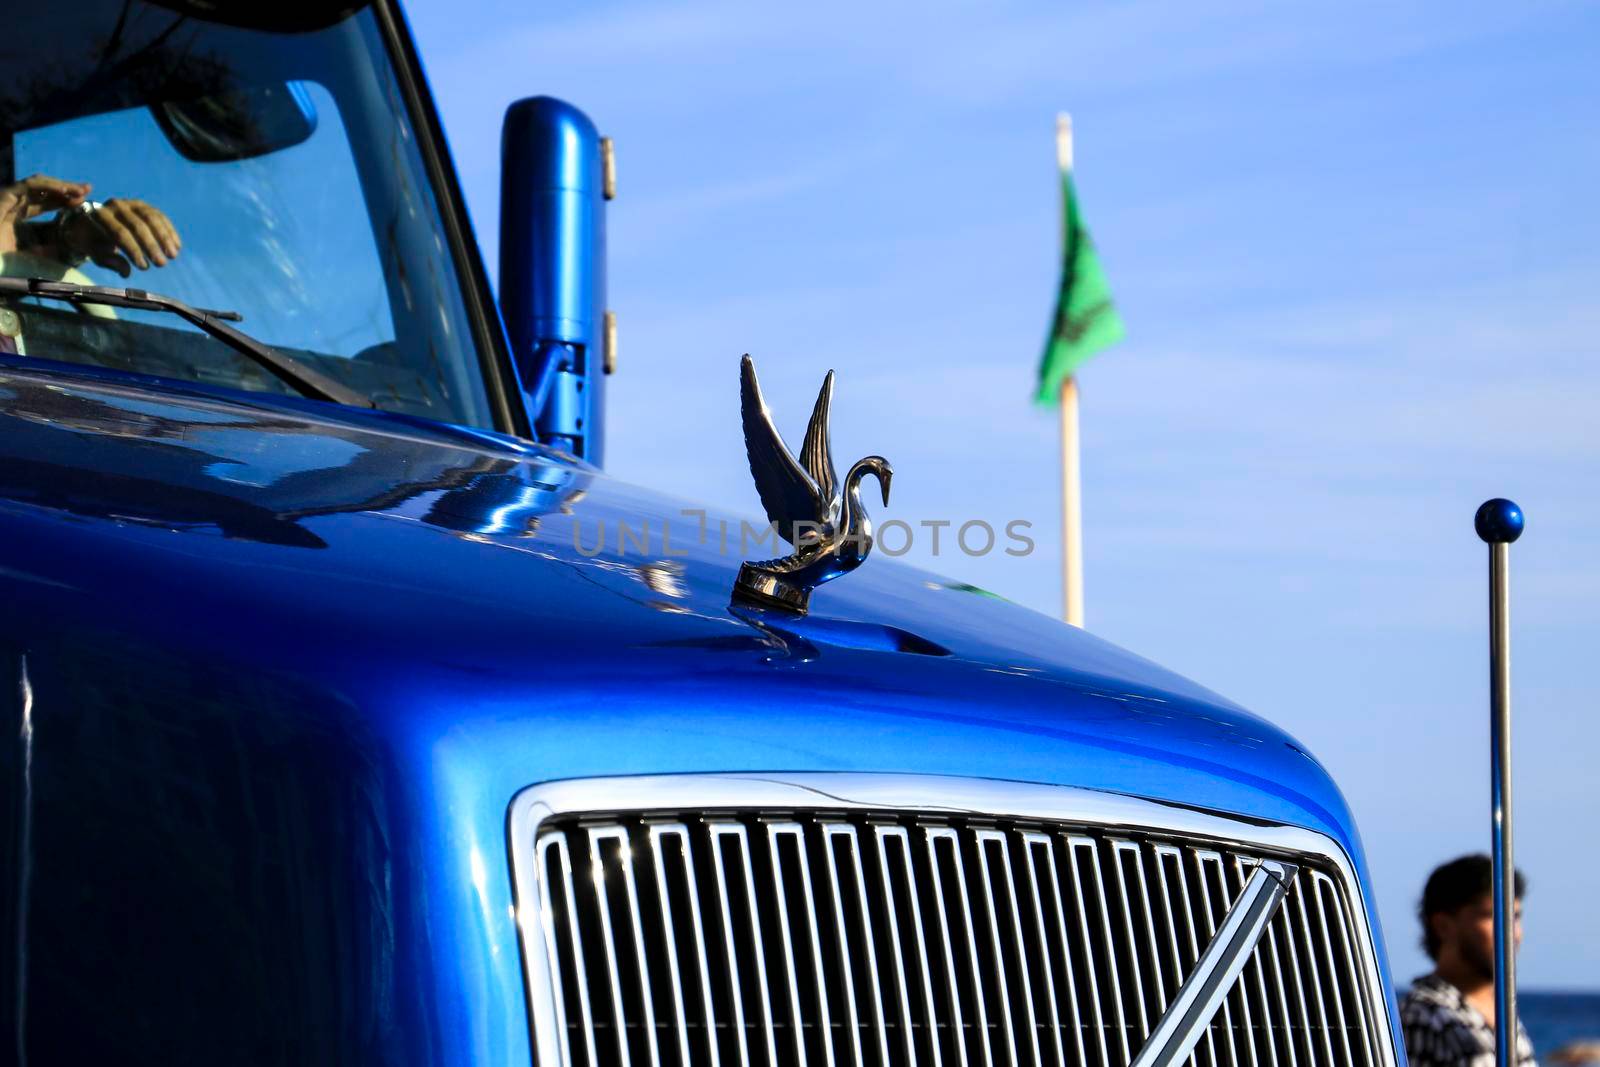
[
  {"left": 0, "top": 173, "right": 90, "bottom": 255},
  {"left": 60, "top": 195, "right": 182, "bottom": 277}
]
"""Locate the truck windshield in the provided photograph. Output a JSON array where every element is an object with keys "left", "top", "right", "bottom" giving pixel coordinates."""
[{"left": 0, "top": 1, "right": 497, "bottom": 428}]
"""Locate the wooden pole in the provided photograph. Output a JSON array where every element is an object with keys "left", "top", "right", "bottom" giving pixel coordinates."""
[
  {"left": 1060, "top": 375, "right": 1084, "bottom": 626},
  {"left": 1056, "top": 113, "right": 1084, "bottom": 627}
]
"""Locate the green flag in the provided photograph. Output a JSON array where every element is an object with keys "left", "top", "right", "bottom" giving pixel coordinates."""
[{"left": 1035, "top": 172, "right": 1124, "bottom": 404}]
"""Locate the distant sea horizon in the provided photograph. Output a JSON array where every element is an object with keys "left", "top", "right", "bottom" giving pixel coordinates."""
[{"left": 1522, "top": 992, "right": 1600, "bottom": 1060}]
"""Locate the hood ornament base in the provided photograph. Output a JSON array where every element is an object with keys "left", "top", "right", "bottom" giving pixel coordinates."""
[{"left": 732, "top": 355, "right": 891, "bottom": 615}]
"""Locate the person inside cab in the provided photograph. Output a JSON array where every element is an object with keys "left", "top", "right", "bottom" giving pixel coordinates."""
[
  {"left": 0, "top": 173, "right": 180, "bottom": 276},
  {"left": 0, "top": 173, "right": 181, "bottom": 353}
]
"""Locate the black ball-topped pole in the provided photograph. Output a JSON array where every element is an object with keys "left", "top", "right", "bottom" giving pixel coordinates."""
[
  {"left": 1475, "top": 497, "right": 1525, "bottom": 544},
  {"left": 1476, "top": 497, "right": 1522, "bottom": 1067}
]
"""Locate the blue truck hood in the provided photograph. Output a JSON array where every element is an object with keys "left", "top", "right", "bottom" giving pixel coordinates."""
[
  {"left": 0, "top": 362, "right": 1356, "bottom": 835},
  {"left": 0, "top": 363, "right": 1398, "bottom": 1063}
]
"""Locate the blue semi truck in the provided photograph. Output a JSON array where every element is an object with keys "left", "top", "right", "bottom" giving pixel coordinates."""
[{"left": 0, "top": 2, "right": 1406, "bottom": 1065}]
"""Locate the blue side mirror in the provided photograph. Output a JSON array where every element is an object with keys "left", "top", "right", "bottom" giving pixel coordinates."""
[{"left": 498, "top": 97, "right": 609, "bottom": 465}]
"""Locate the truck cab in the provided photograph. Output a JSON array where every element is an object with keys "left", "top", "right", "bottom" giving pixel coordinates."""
[{"left": 0, "top": 3, "right": 1404, "bottom": 1065}]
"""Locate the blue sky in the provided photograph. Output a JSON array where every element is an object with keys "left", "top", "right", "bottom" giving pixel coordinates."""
[{"left": 411, "top": 1, "right": 1600, "bottom": 987}]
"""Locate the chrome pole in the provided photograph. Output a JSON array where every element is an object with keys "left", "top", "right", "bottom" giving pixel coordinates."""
[{"left": 1476, "top": 497, "right": 1523, "bottom": 1067}]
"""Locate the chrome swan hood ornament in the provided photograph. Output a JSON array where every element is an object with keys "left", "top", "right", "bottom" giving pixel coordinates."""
[{"left": 733, "top": 354, "right": 892, "bottom": 614}]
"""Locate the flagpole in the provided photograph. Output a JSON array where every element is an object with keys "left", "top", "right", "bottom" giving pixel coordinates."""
[
  {"left": 1060, "top": 375, "right": 1084, "bottom": 626},
  {"left": 1057, "top": 113, "right": 1085, "bottom": 627}
]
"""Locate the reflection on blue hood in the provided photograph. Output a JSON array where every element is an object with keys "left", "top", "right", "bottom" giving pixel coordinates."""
[{"left": 0, "top": 362, "right": 1359, "bottom": 836}]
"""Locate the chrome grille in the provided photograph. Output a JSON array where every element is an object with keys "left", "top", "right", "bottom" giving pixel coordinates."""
[{"left": 511, "top": 777, "right": 1391, "bottom": 1067}]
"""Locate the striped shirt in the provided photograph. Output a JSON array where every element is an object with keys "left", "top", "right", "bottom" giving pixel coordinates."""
[{"left": 1401, "top": 974, "right": 1538, "bottom": 1067}]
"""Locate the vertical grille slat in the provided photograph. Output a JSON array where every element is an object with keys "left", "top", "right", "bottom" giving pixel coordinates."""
[
  {"left": 767, "top": 822, "right": 835, "bottom": 1066},
  {"left": 926, "top": 826, "right": 992, "bottom": 1067},
  {"left": 1025, "top": 831, "right": 1087, "bottom": 1067},
  {"left": 1257, "top": 908, "right": 1300, "bottom": 1067},
  {"left": 1310, "top": 871, "right": 1371, "bottom": 1067},
  {"left": 538, "top": 832, "right": 600, "bottom": 1067},
  {"left": 1291, "top": 887, "right": 1339, "bottom": 1067},
  {"left": 1258, "top": 913, "right": 1299, "bottom": 1067},
  {"left": 822, "top": 823, "right": 886, "bottom": 1067},
  {"left": 587, "top": 826, "right": 657, "bottom": 1067},
  {"left": 1002, "top": 831, "right": 1052, "bottom": 1067},
  {"left": 1154, "top": 843, "right": 1217, "bottom": 1067},
  {"left": 519, "top": 808, "right": 1383, "bottom": 1067},
  {"left": 974, "top": 830, "right": 1030, "bottom": 1067},
  {"left": 1307, "top": 873, "right": 1354, "bottom": 1067},
  {"left": 1230, "top": 855, "right": 1281, "bottom": 1067},
  {"left": 646, "top": 831, "right": 697, "bottom": 1062},
  {"left": 1109, "top": 840, "right": 1157, "bottom": 1044},
  {"left": 1144, "top": 843, "right": 1191, "bottom": 1067},
  {"left": 1273, "top": 906, "right": 1319, "bottom": 1067},
  {"left": 1076, "top": 837, "right": 1134, "bottom": 1067},
  {"left": 1063, "top": 837, "right": 1114, "bottom": 1067},
  {"left": 1192, "top": 851, "right": 1243, "bottom": 1067},
  {"left": 875, "top": 824, "right": 941, "bottom": 1067},
  {"left": 709, "top": 821, "right": 779, "bottom": 1067}
]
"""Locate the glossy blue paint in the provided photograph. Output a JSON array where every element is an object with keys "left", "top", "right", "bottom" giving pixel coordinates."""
[
  {"left": 499, "top": 97, "right": 608, "bottom": 464},
  {"left": 0, "top": 362, "right": 1403, "bottom": 1063},
  {"left": 1475, "top": 497, "right": 1525, "bottom": 543}
]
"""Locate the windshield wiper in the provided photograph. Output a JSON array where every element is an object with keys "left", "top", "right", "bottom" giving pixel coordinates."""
[{"left": 0, "top": 276, "right": 375, "bottom": 408}]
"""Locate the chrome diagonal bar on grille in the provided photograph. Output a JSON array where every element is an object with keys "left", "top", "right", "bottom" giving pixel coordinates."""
[
  {"left": 507, "top": 773, "right": 1395, "bottom": 1067},
  {"left": 1129, "top": 860, "right": 1298, "bottom": 1067}
]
